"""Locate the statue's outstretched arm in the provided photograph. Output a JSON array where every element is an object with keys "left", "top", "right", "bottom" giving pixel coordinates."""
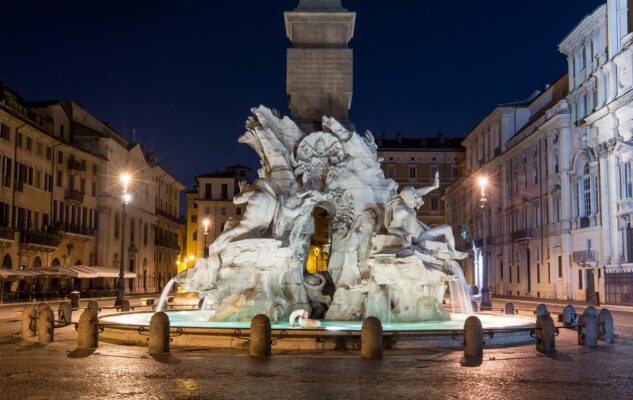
[{"left": 416, "top": 171, "right": 440, "bottom": 197}]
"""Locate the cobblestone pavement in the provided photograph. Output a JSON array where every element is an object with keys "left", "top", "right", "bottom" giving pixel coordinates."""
[{"left": 0, "top": 317, "right": 632, "bottom": 400}]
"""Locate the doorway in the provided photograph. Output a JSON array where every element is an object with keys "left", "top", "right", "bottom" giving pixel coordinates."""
[{"left": 586, "top": 269, "right": 595, "bottom": 302}]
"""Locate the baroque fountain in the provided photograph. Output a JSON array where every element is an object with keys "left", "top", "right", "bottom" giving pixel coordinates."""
[{"left": 100, "top": 107, "right": 533, "bottom": 349}]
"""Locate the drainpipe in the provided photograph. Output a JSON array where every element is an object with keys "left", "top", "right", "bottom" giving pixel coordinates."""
[{"left": 11, "top": 123, "right": 27, "bottom": 229}]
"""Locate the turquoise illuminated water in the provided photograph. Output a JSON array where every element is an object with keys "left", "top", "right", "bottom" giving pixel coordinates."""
[{"left": 101, "top": 310, "right": 533, "bottom": 331}]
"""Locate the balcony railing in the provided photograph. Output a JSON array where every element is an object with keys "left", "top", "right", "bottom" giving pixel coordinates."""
[
  {"left": 573, "top": 250, "right": 598, "bottom": 264},
  {"left": 20, "top": 231, "right": 61, "bottom": 247},
  {"left": 156, "top": 209, "right": 180, "bottom": 224},
  {"left": 55, "top": 222, "right": 95, "bottom": 237},
  {"left": 155, "top": 238, "right": 180, "bottom": 251},
  {"left": 0, "top": 228, "right": 15, "bottom": 241},
  {"left": 511, "top": 229, "right": 532, "bottom": 241},
  {"left": 64, "top": 189, "right": 84, "bottom": 203}
]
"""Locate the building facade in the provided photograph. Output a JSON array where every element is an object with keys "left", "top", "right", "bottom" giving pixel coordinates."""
[
  {"left": 185, "top": 165, "right": 250, "bottom": 260},
  {"left": 445, "top": 0, "right": 633, "bottom": 305},
  {"left": 0, "top": 82, "right": 184, "bottom": 298},
  {"left": 377, "top": 132, "right": 465, "bottom": 227}
]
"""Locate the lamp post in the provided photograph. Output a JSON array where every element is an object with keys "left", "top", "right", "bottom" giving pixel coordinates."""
[
  {"left": 478, "top": 176, "right": 492, "bottom": 310},
  {"left": 203, "top": 218, "right": 210, "bottom": 257},
  {"left": 115, "top": 173, "right": 131, "bottom": 307}
]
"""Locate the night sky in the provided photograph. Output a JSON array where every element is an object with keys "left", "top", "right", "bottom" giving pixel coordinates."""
[{"left": 2, "top": 0, "right": 603, "bottom": 191}]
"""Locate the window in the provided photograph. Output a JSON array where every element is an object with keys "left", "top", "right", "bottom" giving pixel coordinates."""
[
  {"left": 56, "top": 171, "right": 62, "bottom": 187},
  {"left": 452, "top": 166, "right": 459, "bottom": 179},
  {"left": 583, "top": 165, "right": 592, "bottom": 217},
  {"left": 204, "top": 184, "right": 211, "bottom": 199},
  {"left": 0, "top": 123, "right": 9, "bottom": 140},
  {"left": 57, "top": 151, "right": 63, "bottom": 164},
  {"left": 17, "top": 132, "right": 23, "bottom": 148},
  {"left": 408, "top": 166, "right": 416, "bottom": 179},
  {"left": 548, "top": 262, "right": 551, "bottom": 284},
  {"left": 430, "top": 166, "right": 438, "bottom": 178},
  {"left": 387, "top": 165, "right": 395, "bottom": 179},
  {"left": 509, "top": 264, "right": 512, "bottom": 283},
  {"left": 192, "top": 231, "right": 197, "bottom": 241},
  {"left": 578, "top": 269, "right": 583, "bottom": 290},
  {"left": 46, "top": 146, "right": 52, "bottom": 160},
  {"left": 191, "top": 215, "right": 197, "bottom": 223},
  {"left": 500, "top": 261, "right": 504, "bottom": 280},
  {"left": 36, "top": 142, "right": 42, "bottom": 156},
  {"left": 92, "top": 163, "right": 98, "bottom": 175},
  {"left": 558, "top": 255, "right": 562, "bottom": 278},
  {"left": 1, "top": 157, "right": 11, "bottom": 188},
  {"left": 554, "top": 154, "right": 559, "bottom": 174},
  {"left": 221, "top": 207, "right": 227, "bottom": 216},
  {"left": 517, "top": 265, "right": 520, "bottom": 283},
  {"left": 236, "top": 207, "right": 241, "bottom": 216},
  {"left": 536, "top": 263, "right": 541, "bottom": 283},
  {"left": 430, "top": 195, "right": 439, "bottom": 211},
  {"left": 221, "top": 184, "right": 228, "bottom": 200},
  {"left": 44, "top": 174, "right": 53, "bottom": 192},
  {"left": 144, "top": 223, "right": 148, "bottom": 246},
  {"left": 91, "top": 181, "right": 96, "bottom": 196}
]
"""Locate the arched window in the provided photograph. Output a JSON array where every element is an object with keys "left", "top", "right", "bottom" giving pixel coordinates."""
[
  {"left": 114, "top": 212, "right": 120, "bottom": 239},
  {"left": 51, "top": 258, "right": 60, "bottom": 267},
  {"left": 33, "top": 256, "right": 42, "bottom": 268},
  {"left": 2, "top": 254, "right": 13, "bottom": 269},
  {"left": 583, "top": 164, "right": 592, "bottom": 217}
]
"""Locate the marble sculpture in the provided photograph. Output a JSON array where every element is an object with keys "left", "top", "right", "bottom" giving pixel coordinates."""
[{"left": 176, "top": 106, "right": 468, "bottom": 323}]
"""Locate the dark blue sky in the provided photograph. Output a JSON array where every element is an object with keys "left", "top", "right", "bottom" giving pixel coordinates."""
[{"left": 2, "top": 0, "right": 603, "bottom": 189}]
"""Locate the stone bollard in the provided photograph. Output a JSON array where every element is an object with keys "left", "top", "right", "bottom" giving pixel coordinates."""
[
  {"left": 86, "top": 300, "right": 100, "bottom": 317},
  {"left": 361, "top": 316, "right": 383, "bottom": 359},
  {"left": 535, "top": 303, "right": 549, "bottom": 318},
  {"left": 70, "top": 291, "right": 80, "bottom": 309},
  {"left": 21, "top": 305, "right": 37, "bottom": 338},
  {"left": 58, "top": 302, "right": 72, "bottom": 326},
  {"left": 38, "top": 307, "right": 54, "bottom": 344},
  {"left": 562, "top": 305, "right": 576, "bottom": 328},
  {"left": 504, "top": 302, "right": 515, "bottom": 315},
  {"left": 535, "top": 314, "right": 556, "bottom": 354},
  {"left": 77, "top": 309, "right": 99, "bottom": 349},
  {"left": 471, "top": 300, "right": 478, "bottom": 312},
  {"left": 583, "top": 306, "right": 598, "bottom": 318},
  {"left": 598, "top": 309, "right": 615, "bottom": 343},
  {"left": 249, "top": 314, "right": 271, "bottom": 357},
  {"left": 120, "top": 299, "right": 131, "bottom": 312},
  {"left": 149, "top": 312, "right": 170, "bottom": 355},
  {"left": 35, "top": 303, "right": 51, "bottom": 333},
  {"left": 463, "top": 316, "right": 483, "bottom": 365},
  {"left": 577, "top": 312, "right": 598, "bottom": 348}
]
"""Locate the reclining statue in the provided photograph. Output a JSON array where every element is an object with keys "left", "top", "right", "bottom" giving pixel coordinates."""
[{"left": 383, "top": 172, "right": 467, "bottom": 259}]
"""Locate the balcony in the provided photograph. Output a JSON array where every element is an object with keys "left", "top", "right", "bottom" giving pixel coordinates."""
[
  {"left": 20, "top": 231, "right": 61, "bottom": 249},
  {"left": 155, "top": 237, "right": 180, "bottom": 252},
  {"left": 0, "top": 228, "right": 15, "bottom": 243},
  {"left": 55, "top": 222, "right": 95, "bottom": 237},
  {"left": 473, "top": 237, "right": 494, "bottom": 247},
  {"left": 156, "top": 209, "right": 181, "bottom": 224},
  {"left": 67, "top": 159, "right": 83, "bottom": 172},
  {"left": 511, "top": 229, "right": 532, "bottom": 242},
  {"left": 573, "top": 250, "right": 598, "bottom": 265},
  {"left": 64, "top": 189, "right": 84, "bottom": 204}
]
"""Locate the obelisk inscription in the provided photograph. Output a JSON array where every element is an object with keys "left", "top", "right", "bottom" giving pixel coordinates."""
[{"left": 285, "top": 0, "right": 356, "bottom": 128}]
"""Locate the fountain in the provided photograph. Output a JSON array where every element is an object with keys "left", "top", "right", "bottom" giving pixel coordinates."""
[{"left": 99, "top": 107, "right": 534, "bottom": 350}]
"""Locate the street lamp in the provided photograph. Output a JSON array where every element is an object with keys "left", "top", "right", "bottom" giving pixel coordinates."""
[
  {"left": 115, "top": 172, "right": 132, "bottom": 307},
  {"left": 478, "top": 176, "right": 492, "bottom": 310},
  {"left": 203, "top": 218, "right": 210, "bottom": 257}
]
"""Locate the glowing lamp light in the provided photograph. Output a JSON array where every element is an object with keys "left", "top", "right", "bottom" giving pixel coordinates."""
[
  {"left": 122, "top": 192, "right": 132, "bottom": 204},
  {"left": 203, "top": 218, "right": 210, "bottom": 232},
  {"left": 477, "top": 176, "right": 488, "bottom": 188}
]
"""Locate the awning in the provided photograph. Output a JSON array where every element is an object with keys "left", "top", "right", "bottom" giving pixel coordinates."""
[{"left": 0, "top": 266, "right": 136, "bottom": 280}]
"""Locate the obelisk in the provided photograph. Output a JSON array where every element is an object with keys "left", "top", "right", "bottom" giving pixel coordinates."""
[{"left": 285, "top": 0, "right": 356, "bottom": 131}]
